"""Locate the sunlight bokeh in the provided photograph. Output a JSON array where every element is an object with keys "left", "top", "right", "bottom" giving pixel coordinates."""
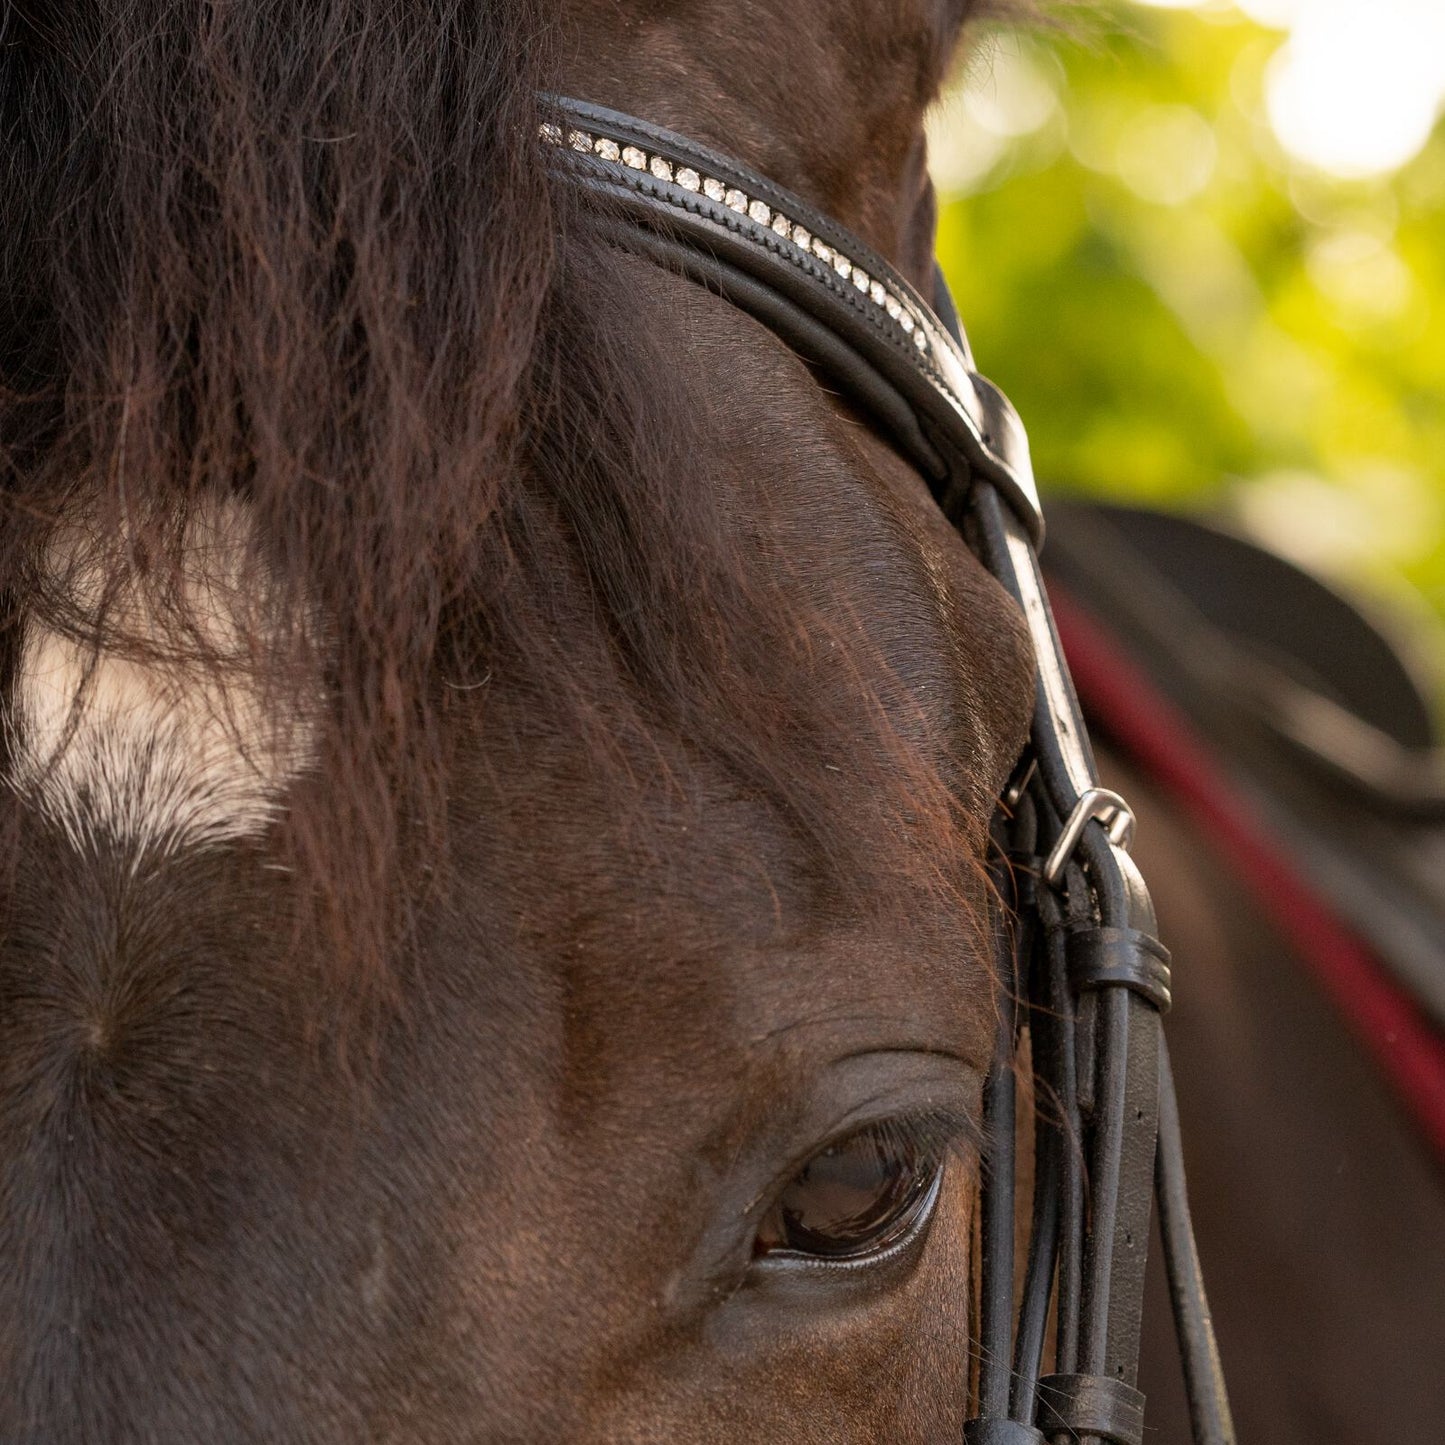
[
  {"left": 1133, "top": 0, "right": 1445, "bottom": 179},
  {"left": 932, "top": 0, "right": 1445, "bottom": 698}
]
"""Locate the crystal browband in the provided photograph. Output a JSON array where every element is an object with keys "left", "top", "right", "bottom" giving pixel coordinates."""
[
  {"left": 539, "top": 96, "right": 1044, "bottom": 540},
  {"left": 540, "top": 119, "right": 937, "bottom": 354}
]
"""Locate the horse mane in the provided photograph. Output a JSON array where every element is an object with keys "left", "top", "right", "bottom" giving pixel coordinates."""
[{"left": 0, "top": 1, "right": 1009, "bottom": 1019}]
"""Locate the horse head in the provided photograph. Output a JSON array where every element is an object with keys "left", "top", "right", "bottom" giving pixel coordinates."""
[{"left": 0, "top": 2, "right": 1042, "bottom": 1439}]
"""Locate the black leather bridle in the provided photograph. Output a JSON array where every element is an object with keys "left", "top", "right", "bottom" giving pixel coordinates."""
[{"left": 544, "top": 97, "right": 1236, "bottom": 1445}]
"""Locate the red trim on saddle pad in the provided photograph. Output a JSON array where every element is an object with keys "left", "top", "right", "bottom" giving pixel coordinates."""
[{"left": 1049, "top": 585, "right": 1445, "bottom": 1166}]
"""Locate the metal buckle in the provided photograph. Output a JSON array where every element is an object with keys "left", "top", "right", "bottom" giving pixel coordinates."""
[{"left": 1042, "top": 786, "right": 1136, "bottom": 886}]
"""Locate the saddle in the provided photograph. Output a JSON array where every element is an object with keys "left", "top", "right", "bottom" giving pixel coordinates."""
[{"left": 1042, "top": 499, "right": 1445, "bottom": 1038}]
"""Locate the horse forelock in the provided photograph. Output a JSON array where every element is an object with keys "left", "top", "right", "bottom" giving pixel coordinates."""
[{"left": 0, "top": 0, "right": 562, "bottom": 997}]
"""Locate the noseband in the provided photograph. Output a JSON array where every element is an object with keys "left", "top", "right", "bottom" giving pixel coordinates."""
[{"left": 543, "top": 98, "right": 1235, "bottom": 1445}]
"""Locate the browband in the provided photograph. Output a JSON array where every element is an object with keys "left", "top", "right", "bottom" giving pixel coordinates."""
[
  {"left": 543, "top": 94, "right": 1234, "bottom": 1445},
  {"left": 540, "top": 97, "right": 1043, "bottom": 544}
]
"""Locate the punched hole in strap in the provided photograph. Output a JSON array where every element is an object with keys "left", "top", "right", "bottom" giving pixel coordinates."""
[
  {"left": 1035, "top": 1374, "right": 1147, "bottom": 1445},
  {"left": 1066, "top": 926, "right": 1173, "bottom": 1013}
]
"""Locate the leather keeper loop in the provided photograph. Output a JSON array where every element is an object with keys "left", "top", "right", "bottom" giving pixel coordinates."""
[
  {"left": 964, "top": 1421, "right": 1047, "bottom": 1445},
  {"left": 1065, "top": 926, "right": 1172, "bottom": 1013},
  {"left": 1036, "top": 1373, "right": 1146, "bottom": 1445}
]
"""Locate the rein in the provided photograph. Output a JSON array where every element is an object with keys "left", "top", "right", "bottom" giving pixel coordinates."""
[{"left": 544, "top": 97, "right": 1235, "bottom": 1445}]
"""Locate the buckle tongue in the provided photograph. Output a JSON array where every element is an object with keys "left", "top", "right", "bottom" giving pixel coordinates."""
[{"left": 1043, "top": 786, "right": 1136, "bottom": 886}]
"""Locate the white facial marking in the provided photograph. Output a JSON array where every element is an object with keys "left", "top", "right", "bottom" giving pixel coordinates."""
[{"left": 8, "top": 498, "right": 316, "bottom": 857}]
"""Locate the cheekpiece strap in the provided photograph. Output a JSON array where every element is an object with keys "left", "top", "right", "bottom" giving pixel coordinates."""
[{"left": 963, "top": 1422, "right": 1047, "bottom": 1445}]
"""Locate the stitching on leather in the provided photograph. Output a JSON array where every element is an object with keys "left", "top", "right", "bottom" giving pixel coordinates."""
[
  {"left": 543, "top": 99, "right": 1032, "bottom": 482},
  {"left": 582, "top": 164, "right": 983, "bottom": 436}
]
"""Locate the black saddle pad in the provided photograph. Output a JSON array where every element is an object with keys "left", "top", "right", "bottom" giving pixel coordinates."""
[
  {"left": 1061, "top": 503, "right": 1436, "bottom": 751},
  {"left": 1042, "top": 499, "right": 1445, "bottom": 1033}
]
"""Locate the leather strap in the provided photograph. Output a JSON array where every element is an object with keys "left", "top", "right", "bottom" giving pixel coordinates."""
[
  {"left": 542, "top": 97, "right": 1044, "bottom": 542},
  {"left": 965, "top": 1423, "right": 1047, "bottom": 1445}
]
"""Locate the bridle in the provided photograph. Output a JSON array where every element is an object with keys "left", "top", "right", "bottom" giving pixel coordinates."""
[{"left": 542, "top": 98, "right": 1236, "bottom": 1445}]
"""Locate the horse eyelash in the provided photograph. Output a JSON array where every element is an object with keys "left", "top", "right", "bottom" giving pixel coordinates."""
[{"left": 847, "top": 1106, "right": 985, "bottom": 1170}]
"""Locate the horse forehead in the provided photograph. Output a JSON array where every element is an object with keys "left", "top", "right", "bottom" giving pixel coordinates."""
[
  {"left": 7, "top": 498, "right": 315, "bottom": 856},
  {"left": 502, "top": 762, "right": 995, "bottom": 1086}
]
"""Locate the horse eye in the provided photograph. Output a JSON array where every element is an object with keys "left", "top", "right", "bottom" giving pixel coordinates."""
[{"left": 754, "top": 1122, "right": 942, "bottom": 1261}]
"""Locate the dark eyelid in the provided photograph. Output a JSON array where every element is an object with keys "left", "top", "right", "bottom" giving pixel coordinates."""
[
  {"left": 804, "top": 1046, "right": 985, "bottom": 1156},
  {"left": 872, "top": 1104, "right": 982, "bottom": 1164},
  {"left": 742, "top": 1080, "right": 983, "bottom": 1219},
  {"left": 789, "top": 1104, "right": 979, "bottom": 1183}
]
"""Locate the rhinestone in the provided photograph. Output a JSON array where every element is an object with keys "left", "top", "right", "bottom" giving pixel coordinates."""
[
  {"left": 870, "top": 281, "right": 887, "bottom": 306},
  {"left": 621, "top": 146, "right": 648, "bottom": 170},
  {"left": 853, "top": 267, "right": 870, "bottom": 293},
  {"left": 649, "top": 155, "right": 674, "bottom": 182},
  {"left": 594, "top": 137, "right": 621, "bottom": 162},
  {"left": 833, "top": 254, "right": 852, "bottom": 281},
  {"left": 884, "top": 296, "right": 902, "bottom": 319},
  {"left": 568, "top": 130, "right": 593, "bottom": 152},
  {"left": 811, "top": 238, "right": 834, "bottom": 265},
  {"left": 900, "top": 313, "right": 915, "bottom": 334},
  {"left": 539, "top": 122, "right": 563, "bottom": 144},
  {"left": 771, "top": 212, "right": 791, "bottom": 237},
  {"left": 792, "top": 225, "right": 812, "bottom": 251},
  {"left": 724, "top": 187, "right": 748, "bottom": 212},
  {"left": 703, "top": 177, "right": 726, "bottom": 202},
  {"left": 676, "top": 167, "right": 701, "bottom": 192},
  {"left": 748, "top": 199, "right": 771, "bottom": 225},
  {"left": 914, "top": 329, "right": 928, "bottom": 351}
]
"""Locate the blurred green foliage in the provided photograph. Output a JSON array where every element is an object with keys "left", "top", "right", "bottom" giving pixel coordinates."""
[{"left": 934, "top": 2, "right": 1445, "bottom": 681}]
